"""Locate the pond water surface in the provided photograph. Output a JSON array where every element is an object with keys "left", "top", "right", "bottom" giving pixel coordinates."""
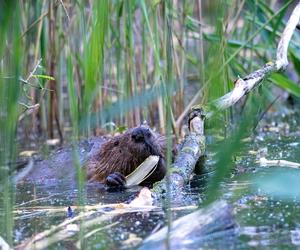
[{"left": 12, "top": 109, "right": 300, "bottom": 249}]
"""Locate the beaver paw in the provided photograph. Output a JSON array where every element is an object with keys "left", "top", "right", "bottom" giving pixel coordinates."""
[{"left": 106, "top": 172, "right": 126, "bottom": 187}]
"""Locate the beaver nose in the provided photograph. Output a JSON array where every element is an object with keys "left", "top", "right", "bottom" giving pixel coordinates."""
[{"left": 131, "top": 127, "right": 146, "bottom": 142}]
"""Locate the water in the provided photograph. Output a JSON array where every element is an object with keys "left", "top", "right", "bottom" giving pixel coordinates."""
[
  {"left": 227, "top": 109, "right": 300, "bottom": 249},
  {"left": 10, "top": 110, "right": 300, "bottom": 249}
]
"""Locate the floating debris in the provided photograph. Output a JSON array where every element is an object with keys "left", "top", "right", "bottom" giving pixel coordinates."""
[
  {"left": 258, "top": 157, "right": 300, "bottom": 169},
  {"left": 0, "top": 236, "right": 12, "bottom": 250}
]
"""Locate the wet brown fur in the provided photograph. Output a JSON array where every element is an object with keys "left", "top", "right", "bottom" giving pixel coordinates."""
[{"left": 87, "top": 126, "right": 167, "bottom": 184}]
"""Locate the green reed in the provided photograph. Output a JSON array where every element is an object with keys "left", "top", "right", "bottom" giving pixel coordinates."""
[
  {"left": 81, "top": 0, "right": 108, "bottom": 135},
  {"left": 0, "top": 0, "right": 22, "bottom": 244}
]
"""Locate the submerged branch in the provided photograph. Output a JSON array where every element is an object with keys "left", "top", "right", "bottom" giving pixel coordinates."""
[{"left": 140, "top": 200, "right": 237, "bottom": 249}]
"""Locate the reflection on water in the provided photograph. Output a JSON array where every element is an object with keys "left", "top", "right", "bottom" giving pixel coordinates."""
[{"left": 10, "top": 110, "right": 300, "bottom": 249}]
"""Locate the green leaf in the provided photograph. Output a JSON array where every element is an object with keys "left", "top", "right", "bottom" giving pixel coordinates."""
[
  {"left": 270, "top": 73, "right": 300, "bottom": 98},
  {"left": 186, "top": 53, "right": 198, "bottom": 66},
  {"left": 81, "top": 0, "right": 109, "bottom": 129},
  {"left": 32, "top": 74, "right": 55, "bottom": 81},
  {"left": 151, "top": 0, "right": 161, "bottom": 8}
]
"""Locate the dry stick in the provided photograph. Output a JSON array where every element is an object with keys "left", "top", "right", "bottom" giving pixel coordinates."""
[
  {"left": 226, "top": 0, "right": 246, "bottom": 35},
  {"left": 26, "top": 59, "right": 42, "bottom": 82},
  {"left": 19, "top": 58, "right": 44, "bottom": 88},
  {"left": 253, "top": 95, "right": 281, "bottom": 131},
  {"left": 21, "top": 2, "right": 60, "bottom": 38},
  {"left": 258, "top": 157, "right": 300, "bottom": 169},
  {"left": 31, "top": 4, "right": 45, "bottom": 134},
  {"left": 21, "top": 11, "right": 48, "bottom": 38},
  {"left": 14, "top": 204, "right": 196, "bottom": 217},
  {"left": 58, "top": 0, "right": 70, "bottom": 21},
  {"left": 18, "top": 59, "right": 47, "bottom": 121},
  {"left": 48, "top": 2, "right": 64, "bottom": 143}
]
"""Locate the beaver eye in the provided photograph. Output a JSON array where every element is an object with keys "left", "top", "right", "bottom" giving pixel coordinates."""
[{"left": 114, "top": 140, "right": 119, "bottom": 146}]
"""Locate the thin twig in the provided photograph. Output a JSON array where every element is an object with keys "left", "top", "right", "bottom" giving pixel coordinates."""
[
  {"left": 226, "top": 0, "right": 246, "bottom": 35},
  {"left": 19, "top": 78, "right": 53, "bottom": 92},
  {"left": 26, "top": 59, "right": 42, "bottom": 82},
  {"left": 21, "top": 2, "right": 60, "bottom": 38},
  {"left": 253, "top": 95, "right": 281, "bottom": 131},
  {"left": 258, "top": 157, "right": 300, "bottom": 169},
  {"left": 21, "top": 11, "right": 49, "bottom": 38},
  {"left": 58, "top": 0, "right": 70, "bottom": 21},
  {"left": 18, "top": 104, "right": 40, "bottom": 122}
]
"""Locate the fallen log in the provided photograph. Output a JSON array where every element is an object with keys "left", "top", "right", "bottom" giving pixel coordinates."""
[{"left": 140, "top": 200, "right": 237, "bottom": 250}]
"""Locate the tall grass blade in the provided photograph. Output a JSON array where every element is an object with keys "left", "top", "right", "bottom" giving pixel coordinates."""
[
  {"left": 0, "top": 0, "right": 22, "bottom": 244},
  {"left": 82, "top": 0, "right": 109, "bottom": 134}
]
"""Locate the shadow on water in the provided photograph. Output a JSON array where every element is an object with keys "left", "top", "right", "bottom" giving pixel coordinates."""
[{"left": 9, "top": 110, "right": 300, "bottom": 249}]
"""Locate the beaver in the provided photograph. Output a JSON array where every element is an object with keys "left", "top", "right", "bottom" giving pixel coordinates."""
[
  {"left": 87, "top": 125, "right": 167, "bottom": 187},
  {"left": 19, "top": 125, "right": 167, "bottom": 188}
]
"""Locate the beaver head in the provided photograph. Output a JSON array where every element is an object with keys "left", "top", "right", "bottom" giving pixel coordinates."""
[{"left": 88, "top": 125, "right": 167, "bottom": 186}]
